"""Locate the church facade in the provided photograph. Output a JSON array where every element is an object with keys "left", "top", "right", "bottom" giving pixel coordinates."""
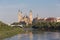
[{"left": 18, "top": 10, "right": 33, "bottom": 25}]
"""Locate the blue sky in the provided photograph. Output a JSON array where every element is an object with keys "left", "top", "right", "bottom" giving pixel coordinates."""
[{"left": 0, "top": 0, "right": 59, "bottom": 23}]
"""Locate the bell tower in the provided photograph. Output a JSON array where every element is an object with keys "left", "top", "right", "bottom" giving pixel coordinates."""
[
  {"left": 18, "top": 10, "right": 22, "bottom": 22},
  {"left": 29, "top": 10, "right": 33, "bottom": 24}
]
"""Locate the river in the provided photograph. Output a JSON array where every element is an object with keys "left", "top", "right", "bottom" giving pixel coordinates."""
[{"left": 3, "top": 28, "right": 60, "bottom": 40}]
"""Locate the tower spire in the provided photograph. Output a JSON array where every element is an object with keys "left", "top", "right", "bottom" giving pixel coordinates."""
[
  {"left": 18, "top": 9, "right": 23, "bottom": 22},
  {"left": 29, "top": 10, "right": 33, "bottom": 24},
  {"left": 18, "top": 9, "right": 22, "bottom": 14},
  {"left": 30, "top": 10, "right": 32, "bottom": 12},
  {"left": 37, "top": 13, "right": 38, "bottom": 17},
  {"left": 37, "top": 13, "right": 39, "bottom": 19}
]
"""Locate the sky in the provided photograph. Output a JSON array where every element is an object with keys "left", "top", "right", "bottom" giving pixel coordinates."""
[{"left": 0, "top": 0, "right": 60, "bottom": 24}]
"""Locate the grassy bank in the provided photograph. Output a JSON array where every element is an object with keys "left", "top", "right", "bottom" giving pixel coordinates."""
[{"left": 0, "top": 21, "right": 24, "bottom": 39}]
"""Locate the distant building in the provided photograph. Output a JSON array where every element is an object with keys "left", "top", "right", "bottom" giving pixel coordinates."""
[
  {"left": 18, "top": 10, "right": 33, "bottom": 25},
  {"left": 33, "top": 17, "right": 38, "bottom": 23},
  {"left": 18, "top": 10, "right": 23, "bottom": 22},
  {"left": 29, "top": 10, "right": 33, "bottom": 24},
  {"left": 33, "top": 17, "right": 45, "bottom": 23},
  {"left": 17, "top": 9, "right": 60, "bottom": 25},
  {"left": 46, "top": 17, "right": 57, "bottom": 22},
  {"left": 38, "top": 18, "right": 45, "bottom": 22},
  {"left": 56, "top": 17, "right": 60, "bottom": 22}
]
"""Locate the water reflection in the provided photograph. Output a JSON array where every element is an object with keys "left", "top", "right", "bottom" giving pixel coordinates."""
[
  {"left": 4, "top": 30, "right": 60, "bottom": 40},
  {"left": 29, "top": 31, "right": 33, "bottom": 40},
  {"left": 45, "top": 32, "right": 60, "bottom": 40}
]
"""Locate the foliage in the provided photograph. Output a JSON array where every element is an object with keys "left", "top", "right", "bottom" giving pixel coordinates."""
[
  {"left": 0, "top": 21, "right": 24, "bottom": 39},
  {"left": 32, "top": 22, "right": 60, "bottom": 31}
]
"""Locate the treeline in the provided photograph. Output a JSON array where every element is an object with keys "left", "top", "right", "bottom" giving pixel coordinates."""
[{"left": 32, "top": 22, "right": 60, "bottom": 31}]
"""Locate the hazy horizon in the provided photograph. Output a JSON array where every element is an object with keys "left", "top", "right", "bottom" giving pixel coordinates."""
[{"left": 0, "top": 0, "right": 60, "bottom": 24}]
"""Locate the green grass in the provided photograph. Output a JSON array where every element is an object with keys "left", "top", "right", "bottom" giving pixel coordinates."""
[
  {"left": 0, "top": 21, "right": 24, "bottom": 39},
  {"left": 0, "top": 28, "right": 24, "bottom": 39}
]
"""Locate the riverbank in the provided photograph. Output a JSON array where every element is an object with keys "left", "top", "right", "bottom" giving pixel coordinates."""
[
  {"left": 32, "top": 22, "right": 60, "bottom": 31},
  {"left": 0, "top": 21, "right": 60, "bottom": 40},
  {"left": 0, "top": 27, "right": 24, "bottom": 39},
  {"left": 0, "top": 21, "right": 25, "bottom": 39}
]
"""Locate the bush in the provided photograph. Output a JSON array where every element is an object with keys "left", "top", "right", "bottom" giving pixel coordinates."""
[{"left": 32, "top": 22, "right": 60, "bottom": 31}]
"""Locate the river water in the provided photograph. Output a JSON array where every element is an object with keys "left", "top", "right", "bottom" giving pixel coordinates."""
[{"left": 3, "top": 28, "right": 60, "bottom": 40}]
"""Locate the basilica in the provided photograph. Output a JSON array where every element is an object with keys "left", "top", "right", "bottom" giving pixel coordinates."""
[{"left": 18, "top": 10, "right": 33, "bottom": 25}]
